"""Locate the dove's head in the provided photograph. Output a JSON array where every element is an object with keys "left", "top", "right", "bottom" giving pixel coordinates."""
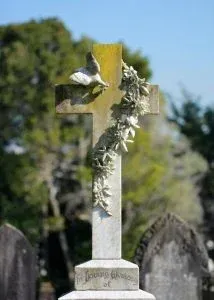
[
  {"left": 86, "top": 52, "right": 100, "bottom": 74},
  {"left": 86, "top": 52, "right": 94, "bottom": 61}
]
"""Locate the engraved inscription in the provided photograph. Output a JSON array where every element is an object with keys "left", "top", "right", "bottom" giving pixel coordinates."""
[{"left": 76, "top": 270, "right": 138, "bottom": 287}]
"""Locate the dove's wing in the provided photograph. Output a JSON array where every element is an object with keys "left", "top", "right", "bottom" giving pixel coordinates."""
[
  {"left": 69, "top": 70, "right": 92, "bottom": 86},
  {"left": 75, "top": 67, "right": 90, "bottom": 75}
]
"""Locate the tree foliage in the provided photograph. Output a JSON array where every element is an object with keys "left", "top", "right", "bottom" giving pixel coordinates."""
[
  {"left": 170, "top": 90, "right": 214, "bottom": 260},
  {"left": 122, "top": 95, "right": 207, "bottom": 259}
]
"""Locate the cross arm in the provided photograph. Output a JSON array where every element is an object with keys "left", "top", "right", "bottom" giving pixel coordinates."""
[
  {"left": 55, "top": 84, "right": 159, "bottom": 115},
  {"left": 146, "top": 85, "right": 159, "bottom": 115}
]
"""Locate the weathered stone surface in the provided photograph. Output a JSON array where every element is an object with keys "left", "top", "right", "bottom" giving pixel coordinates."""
[
  {"left": 0, "top": 223, "right": 36, "bottom": 300},
  {"left": 144, "top": 85, "right": 159, "bottom": 115},
  {"left": 134, "top": 213, "right": 209, "bottom": 300},
  {"left": 144, "top": 240, "right": 199, "bottom": 300},
  {"left": 59, "top": 290, "right": 155, "bottom": 300},
  {"left": 75, "top": 259, "right": 138, "bottom": 290},
  {"left": 55, "top": 44, "right": 123, "bottom": 147},
  {"left": 92, "top": 156, "right": 121, "bottom": 259},
  {"left": 55, "top": 85, "right": 159, "bottom": 117}
]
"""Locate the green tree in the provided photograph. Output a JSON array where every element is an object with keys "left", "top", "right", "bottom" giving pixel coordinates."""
[
  {"left": 0, "top": 18, "right": 93, "bottom": 293},
  {"left": 122, "top": 95, "right": 207, "bottom": 259},
  {"left": 170, "top": 90, "right": 214, "bottom": 260}
]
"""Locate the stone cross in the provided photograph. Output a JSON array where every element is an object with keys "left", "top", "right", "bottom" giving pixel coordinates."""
[{"left": 55, "top": 44, "right": 158, "bottom": 300}]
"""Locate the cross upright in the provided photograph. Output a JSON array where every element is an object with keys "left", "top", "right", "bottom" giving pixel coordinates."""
[{"left": 55, "top": 44, "right": 158, "bottom": 299}]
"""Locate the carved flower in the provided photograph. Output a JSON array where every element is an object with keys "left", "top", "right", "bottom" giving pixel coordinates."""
[
  {"left": 140, "top": 85, "right": 149, "bottom": 96},
  {"left": 129, "top": 66, "right": 137, "bottom": 75},
  {"left": 126, "top": 116, "right": 140, "bottom": 128}
]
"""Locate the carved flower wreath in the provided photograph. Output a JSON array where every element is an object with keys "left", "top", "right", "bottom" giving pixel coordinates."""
[{"left": 92, "top": 61, "right": 150, "bottom": 215}]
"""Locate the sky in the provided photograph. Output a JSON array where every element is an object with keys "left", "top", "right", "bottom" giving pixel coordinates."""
[{"left": 1, "top": 0, "right": 214, "bottom": 106}]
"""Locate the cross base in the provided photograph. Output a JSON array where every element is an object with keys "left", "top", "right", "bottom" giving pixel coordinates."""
[
  {"left": 59, "top": 290, "right": 155, "bottom": 300},
  {"left": 75, "top": 259, "right": 139, "bottom": 291}
]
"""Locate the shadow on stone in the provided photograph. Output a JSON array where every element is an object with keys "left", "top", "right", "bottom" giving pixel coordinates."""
[{"left": 55, "top": 84, "right": 104, "bottom": 107}]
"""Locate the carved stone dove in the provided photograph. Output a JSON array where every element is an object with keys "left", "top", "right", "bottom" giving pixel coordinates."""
[{"left": 69, "top": 52, "right": 109, "bottom": 88}]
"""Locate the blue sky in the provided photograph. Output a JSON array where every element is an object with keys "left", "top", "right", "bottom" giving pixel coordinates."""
[{"left": 1, "top": 0, "right": 214, "bottom": 106}]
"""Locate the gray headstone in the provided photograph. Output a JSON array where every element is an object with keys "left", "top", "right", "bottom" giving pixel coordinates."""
[
  {"left": 0, "top": 223, "right": 36, "bottom": 300},
  {"left": 134, "top": 213, "right": 209, "bottom": 300}
]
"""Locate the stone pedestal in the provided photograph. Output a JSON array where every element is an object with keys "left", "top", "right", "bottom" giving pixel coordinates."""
[
  {"left": 59, "top": 290, "right": 155, "bottom": 300},
  {"left": 59, "top": 259, "right": 155, "bottom": 300},
  {"left": 75, "top": 260, "right": 138, "bottom": 290}
]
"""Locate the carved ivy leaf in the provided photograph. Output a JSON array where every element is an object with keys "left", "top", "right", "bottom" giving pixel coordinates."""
[
  {"left": 127, "top": 116, "right": 140, "bottom": 128},
  {"left": 140, "top": 86, "right": 149, "bottom": 96},
  {"left": 129, "top": 127, "right": 135, "bottom": 138},
  {"left": 103, "top": 189, "right": 112, "bottom": 197},
  {"left": 121, "top": 141, "right": 128, "bottom": 152}
]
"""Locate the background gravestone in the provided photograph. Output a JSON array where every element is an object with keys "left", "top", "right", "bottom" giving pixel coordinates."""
[
  {"left": 134, "top": 213, "right": 209, "bottom": 300},
  {"left": 0, "top": 223, "right": 36, "bottom": 300}
]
